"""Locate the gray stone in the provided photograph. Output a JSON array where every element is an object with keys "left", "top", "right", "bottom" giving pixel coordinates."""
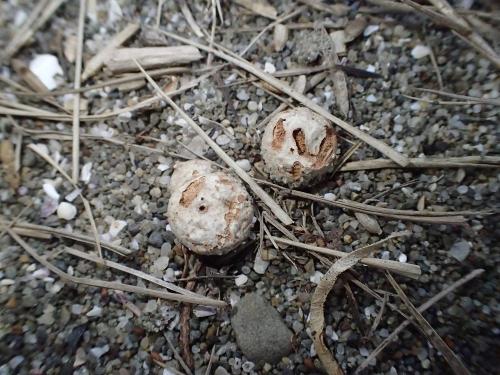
[
  {"left": 231, "top": 293, "right": 292, "bottom": 364},
  {"left": 214, "top": 366, "right": 230, "bottom": 375},
  {"left": 449, "top": 240, "right": 471, "bottom": 262},
  {"left": 148, "top": 231, "right": 164, "bottom": 248}
]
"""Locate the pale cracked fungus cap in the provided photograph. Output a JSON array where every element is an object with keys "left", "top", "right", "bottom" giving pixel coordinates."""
[
  {"left": 169, "top": 159, "right": 218, "bottom": 193},
  {"left": 167, "top": 161, "right": 254, "bottom": 256},
  {"left": 261, "top": 107, "right": 337, "bottom": 187}
]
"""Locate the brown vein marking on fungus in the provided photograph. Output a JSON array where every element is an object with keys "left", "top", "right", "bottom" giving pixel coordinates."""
[
  {"left": 224, "top": 199, "right": 240, "bottom": 228},
  {"left": 293, "top": 128, "right": 307, "bottom": 155},
  {"left": 313, "top": 127, "right": 337, "bottom": 169},
  {"left": 179, "top": 177, "right": 205, "bottom": 207},
  {"left": 291, "top": 161, "right": 304, "bottom": 180},
  {"left": 271, "top": 118, "right": 286, "bottom": 150}
]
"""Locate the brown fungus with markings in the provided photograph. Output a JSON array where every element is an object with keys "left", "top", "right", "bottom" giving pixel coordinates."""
[
  {"left": 167, "top": 160, "right": 254, "bottom": 256},
  {"left": 261, "top": 107, "right": 337, "bottom": 187}
]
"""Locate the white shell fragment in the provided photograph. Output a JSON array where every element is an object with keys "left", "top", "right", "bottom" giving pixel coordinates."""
[
  {"left": 167, "top": 160, "right": 254, "bottom": 256},
  {"left": 411, "top": 45, "right": 431, "bottom": 59},
  {"left": 261, "top": 107, "right": 337, "bottom": 186},
  {"left": 57, "top": 202, "right": 77, "bottom": 220},
  {"left": 272, "top": 24, "right": 289, "bottom": 52},
  {"left": 29, "top": 54, "right": 63, "bottom": 90}
]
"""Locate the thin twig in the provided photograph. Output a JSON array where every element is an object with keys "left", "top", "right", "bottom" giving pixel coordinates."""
[
  {"left": 356, "top": 269, "right": 484, "bottom": 373},
  {"left": 165, "top": 335, "right": 194, "bottom": 375},
  {"left": 72, "top": 0, "right": 86, "bottom": 183},
  {"left": 64, "top": 247, "right": 222, "bottom": 304},
  {"left": 0, "top": 219, "right": 130, "bottom": 256},
  {"left": 341, "top": 156, "right": 500, "bottom": 171},
  {"left": 5, "top": 229, "right": 223, "bottom": 306},
  {"left": 386, "top": 272, "right": 472, "bottom": 375},
  {"left": 269, "top": 235, "right": 421, "bottom": 278}
]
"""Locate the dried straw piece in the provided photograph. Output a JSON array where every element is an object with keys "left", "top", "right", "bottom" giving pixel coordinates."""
[
  {"left": 341, "top": 156, "right": 500, "bottom": 171},
  {"left": 81, "top": 23, "right": 140, "bottom": 81},
  {"left": 233, "top": 0, "right": 277, "bottom": 19},
  {"left": 355, "top": 269, "right": 484, "bottom": 373},
  {"left": 105, "top": 46, "right": 203, "bottom": 73},
  {"left": 6, "top": 229, "right": 223, "bottom": 306},
  {"left": 64, "top": 247, "right": 220, "bottom": 303},
  {"left": 386, "top": 272, "right": 472, "bottom": 375},
  {"left": 72, "top": 0, "right": 86, "bottom": 183},
  {"left": 27, "top": 143, "right": 103, "bottom": 258},
  {"left": 3, "top": 0, "right": 66, "bottom": 61},
  {"left": 155, "top": 29, "right": 410, "bottom": 167},
  {"left": 134, "top": 60, "right": 293, "bottom": 225},
  {"left": 0, "top": 219, "right": 130, "bottom": 256},
  {"left": 178, "top": 0, "right": 204, "bottom": 37},
  {"left": 269, "top": 235, "right": 421, "bottom": 278},
  {"left": 310, "top": 232, "right": 409, "bottom": 375}
]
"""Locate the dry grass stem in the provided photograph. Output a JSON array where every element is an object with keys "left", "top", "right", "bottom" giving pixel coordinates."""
[
  {"left": 72, "top": 0, "right": 86, "bottom": 183},
  {"left": 3, "top": 0, "right": 66, "bottom": 61},
  {"left": 179, "top": 0, "right": 204, "bottom": 38},
  {"left": 81, "top": 23, "right": 140, "bottom": 81},
  {"left": 5, "top": 229, "right": 224, "bottom": 306},
  {"left": 386, "top": 272, "right": 472, "bottom": 375},
  {"left": 310, "top": 232, "right": 409, "bottom": 375},
  {"left": 0, "top": 219, "right": 130, "bottom": 256},
  {"left": 269, "top": 235, "right": 421, "bottom": 278},
  {"left": 64, "top": 247, "right": 223, "bottom": 305},
  {"left": 341, "top": 156, "right": 500, "bottom": 171},
  {"left": 356, "top": 269, "right": 484, "bottom": 373}
]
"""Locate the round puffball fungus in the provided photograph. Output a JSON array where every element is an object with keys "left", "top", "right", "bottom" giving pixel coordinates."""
[
  {"left": 167, "top": 160, "right": 254, "bottom": 256},
  {"left": 261, "top": 107, "right": 337, "bottom": 186}
]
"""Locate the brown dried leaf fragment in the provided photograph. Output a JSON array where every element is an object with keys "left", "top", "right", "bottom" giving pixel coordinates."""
[
  {"left": 309, "top": 232, "right": 409, "bottom": 374},
  {"left": 0, "top": 140, "right": 20, "bottom": 189}
]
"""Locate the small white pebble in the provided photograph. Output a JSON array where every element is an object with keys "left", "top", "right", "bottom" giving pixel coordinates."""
[
  {"left": 65, "top": 188, "right": 81, "bottom": 202},
  {"left": 398, "top": 253, "right": 408, "bottom": 263},
  {"left": 324, "top": 193, "right": 336, "bottom": 201},
  {"left": 216, "top": 134, "right": 231, "bottom": 146},
  {"left": 86, "top": 305, "right": 103, "bottom": 317},
  {"left": 29, "top": 54, "right": 63, "bottom": 90},
  {"left": 236, "top": 159, "right": 252, "bottom": 172},
  {"left": 0, "top": 279, "right": 15, "bottom": 286},
  {"left": 411, "top": 45, "right": 431, "bottom": 59},
  {"left": 157, "top": 164, "right": 170, "bottom": 172},
  {"left": 89, "top": 345, "right": 109, "bottom": 359},
  {"left": 457, "top": 185, "right": 468, "bottom": 194},
  {"left": 235, "top": 274, "right": 248, "bottom": 287},
  {"left": 363, "top": 25, "right": 379, "bottom": 36},
  {"left": 43, "top": 183, "right": 60, "bottom": 200},
  {"left": 71, "top": 304, "right": 84, "bottom": 315},
  {"left": 109, "top": 220, "right": 127, "bottom": 238},
  {"left": 80, "top": 162, "right": 92, "bottom": 183},
  {"left": 366, "top": 94, "right": 377, "bottom": 103},
  {"left": 57, "top": 202, "right": 77, "bottom": 220},
  {"left": 310, "top": 271, "right": 324, "bottom": 285},
  {"left": 264, "top": 62, "right": 276, "bottom": 74}
]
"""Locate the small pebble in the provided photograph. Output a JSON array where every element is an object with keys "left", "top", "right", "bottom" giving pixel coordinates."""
[
  {"left": 411, "top": 45, "right": 431, "bottom": 59},
  {"left": 264, "top": 62, "right": 276, "bottom": 74},
  {"left": 216, "top": 134, "right": 231, "bottom": 146},
  {"left": 235, "top": 274, "right": 248, "bottom": 286},
  {"left": 236, "top": 159, "right": 252, "bottom": 172},
  {"left": 57, "top": 202, "right": 77, "bottom": 220}
]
